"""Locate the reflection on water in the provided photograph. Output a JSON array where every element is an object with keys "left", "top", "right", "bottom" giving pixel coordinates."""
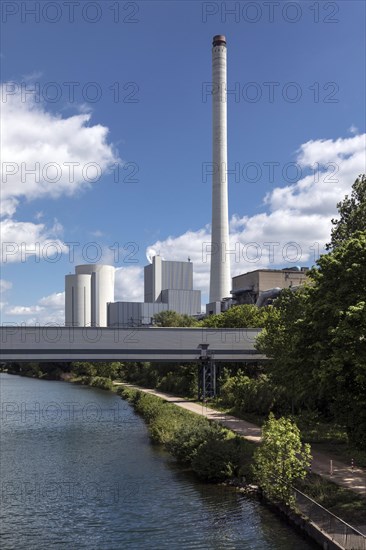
[{"left": 0, "top": 373, "right": 316, "bottom": 549}]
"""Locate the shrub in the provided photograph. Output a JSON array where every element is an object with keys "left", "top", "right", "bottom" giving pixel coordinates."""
[
  {"left": 220, "top": 373, "right": 279, "bottom": 416},
  {"left": 89, "top": 376, "right": 113, "bottom": 390},
  {"left": 166, "top": 420, "right": 226, "bottom": 463},
  {"left": 149, "top": 407, "right": 186, "bottom": 445},
  {"left": 133, "top": 393, "right": 165, "bottom": 423},
  {"left": 192, "top": 438, "right": 239, "bottom": 482}
]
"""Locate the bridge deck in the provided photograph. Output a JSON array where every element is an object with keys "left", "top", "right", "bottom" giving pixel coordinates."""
[{"left": 0, "top": 327, "right": 265, "bottom": 362}]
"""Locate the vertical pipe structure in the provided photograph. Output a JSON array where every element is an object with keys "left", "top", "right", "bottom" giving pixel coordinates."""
[{"left": 209, "top": 35, "right": 231, "bottom": 304}]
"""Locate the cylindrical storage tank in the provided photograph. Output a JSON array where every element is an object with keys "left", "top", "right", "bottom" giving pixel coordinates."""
[
  {"left": 65, "top": 274, "right": 91, "bottom": 327},
  {"left": 75, "top": 265, "right": 115, "bottom": 327}
]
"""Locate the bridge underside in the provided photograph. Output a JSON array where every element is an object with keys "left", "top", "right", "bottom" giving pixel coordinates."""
[{"left": 0, "top": 327, "right": 266, "bottom": 363}]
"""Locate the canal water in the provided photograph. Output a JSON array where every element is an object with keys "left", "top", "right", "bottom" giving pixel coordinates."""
[{"left": 0, "top": 373, "right": 316, "bottom": 549}]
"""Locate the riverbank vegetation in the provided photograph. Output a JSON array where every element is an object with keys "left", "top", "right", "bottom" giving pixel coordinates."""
[
  {"left": 116, "top": 385, "right": 366, "bottom": 528},
  {"left": 2, "top": 361, "right": 121, "bottom": 391},
  {"left": 117, "top": 385, "right": 255, "bottom": 483}
]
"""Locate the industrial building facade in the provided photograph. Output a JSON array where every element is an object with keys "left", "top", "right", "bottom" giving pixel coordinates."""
[
  {"left": 109, "top": 256, "right": 201, "bottom": 327},
  {"left": 231, "top": 267, "right": 309, "bottom": 306},
  {"left": 65, "top": 257, "right": 201, "bottom": 328},
  {"left": 65, "top": 264, "right": 115, "bottom": 327}
]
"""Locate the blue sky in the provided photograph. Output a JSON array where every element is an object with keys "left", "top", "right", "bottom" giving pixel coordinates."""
[{"left": 1, "top": 0, "right": 365, "bottom": 323}]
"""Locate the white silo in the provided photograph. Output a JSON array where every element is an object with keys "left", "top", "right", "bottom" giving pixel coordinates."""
[
  {"left": 209, "top": 35, "right": 231, "bottom": 304},
  {"left": 75, "top": 264, "right": 115, "bottom": 327},
  {"left": 65, "top": 274, "right": 91, "bottom": 327}
]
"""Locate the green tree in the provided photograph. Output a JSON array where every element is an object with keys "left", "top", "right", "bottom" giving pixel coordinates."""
[
  {"left": 152, "top": 310, "right": 199, "bottom": 327},
  {"left": 327, "top": 174, "right": 366, "bottom": 249},
  {"left": 256, "top": 288, "right": 314, "bottom": 412},
  {"left": 71, "top": 362, "right": 97, "bottom": 378},
  {"left": 220, "top": 372, "right": 280, "bottom": 416},
  {"left": 201, "top": 304, "right": 272, "bottom": 328},
  {"left": 304, "top": 231, "right": 366, "bottom": 447},
  {"left": 253, "top": 414, "right": 311, "bottom": 506}
]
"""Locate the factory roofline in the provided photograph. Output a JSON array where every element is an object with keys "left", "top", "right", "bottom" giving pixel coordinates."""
[{"left": 232, "top": 267, "right": 309, "bottom": 280}]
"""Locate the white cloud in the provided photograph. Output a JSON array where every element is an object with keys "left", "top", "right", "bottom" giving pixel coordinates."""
[
  {"left": 90, "top": 230, "right": 105, "bottom": 238},
  {"left": 38, "top": 292, "right": 64, "bottom": 308},
  {"left": 115, "top": 266, "right": 144, "bottom": 302},
  {"left": 0, "top": 81, "right": 119, "bottom": 262},
  {"left": 0, "top": 218, "right": 67, "bottom": 263},
  {"left": 0, "top": 279, "right": 12, "bottom": 293},
  {"left": 5, "top": 291, "right": 65, "bottom": 325},
  {"left": 0, "top": 83, "right": 119, "bottom": 209},
  {"left": 348, "top": 125, "right": 358, "bottom": 135},
  {"left": 0, "top": 279, "right": 12, "bottom": 312},
  {"left": 6, "top": 305, "right": 44, "bottom": 315}
]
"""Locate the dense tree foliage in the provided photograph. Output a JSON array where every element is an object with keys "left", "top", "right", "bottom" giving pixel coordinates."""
[
  {"left": 200, "top": 304, "right": 272, "bottom": 328},
  {"left": 119, "top": 362, "right": 198, "bottom": 396},
  {"left": 152, "top": 310, "right": 199, "bottom": 327},
  {"left": 327, "top": 174, "right": 366, "bottom": 250},
  {"left": 5, "top": 362, "right": 71, "bottom": 380},
  {"left": 256, "top": 288, "right": 316, "bottom": 412},
  {"left": 253, "top": 414, "right": 311, "bottom": 505},
  {"left": 220, "top": 372, "right": 282, "bottom": 416},
  {"left": 258, "top": 231, "right": 366, "bottom": 447},
  {"left": 72, "top": 361, "right": 123, "bottom": 379},
  {"left": 304, "top": 232, "right": 366, "bottom": 446}
]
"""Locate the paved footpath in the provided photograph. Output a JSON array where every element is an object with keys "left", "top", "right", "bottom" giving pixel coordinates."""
[{"left": 115, "top": 383, "right": 366, "bottom": 501}]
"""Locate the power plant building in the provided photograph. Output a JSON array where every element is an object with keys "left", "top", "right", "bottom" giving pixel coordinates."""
[
  {"left": 144, "top": 255, "right": 193, "bottom": 302},
  {"left": 107, "top": 302, "right": 168, "bottom": 327},
  {"left": 108, "top": 256, "right": 201, "bottom": 327},
  {"left": 65, "top": 273, "right": 91, "bottom": 327},
  {"left": 231, "top": 267, "right": 309, "bottom": 306},
  {"left": 65, "top": 264, "right": 115, "bottom": 327}
]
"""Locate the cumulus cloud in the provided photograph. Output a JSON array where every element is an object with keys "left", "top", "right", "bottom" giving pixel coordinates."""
[
  {"left": 38, "top": 292, "right": 64, "bottom": 308},
  {"left": 0, "top": 278, "right": 12, "bottom": 312},
  {"left": 5, "top": 291, "right": 65, "bottom": 325},
  {"left": 146, "top": 134, "right": 366, "bottom": 301},
  {"left": 115, "top": 266, "right": 144, "bottom": 302},
  {"left": 0, "top": 81, "right": 119, "bottom": 261},
  {"left": 0, "top": 218, "right": 67, "bottom": 263},
  {"left": 0, "top": 279, "right": 12, "bottom": 293}
]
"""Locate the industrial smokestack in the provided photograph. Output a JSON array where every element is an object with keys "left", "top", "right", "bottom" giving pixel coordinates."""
[{"left": 209, "top": 35, "right": 231, "bottom": 303}]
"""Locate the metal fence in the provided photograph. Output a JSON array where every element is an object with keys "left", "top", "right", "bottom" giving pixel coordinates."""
[{"left": 293, "top": 486, "right": 366, "bottom": 550}]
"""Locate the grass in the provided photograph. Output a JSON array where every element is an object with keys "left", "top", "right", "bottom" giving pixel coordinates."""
[{"left": 295, "top": 474, "right": 366, "bottom": 528}]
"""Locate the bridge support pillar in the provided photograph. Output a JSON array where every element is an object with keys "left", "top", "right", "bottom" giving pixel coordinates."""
[{"left": 198, "top": 356, "right": 219, "bottom": 401}]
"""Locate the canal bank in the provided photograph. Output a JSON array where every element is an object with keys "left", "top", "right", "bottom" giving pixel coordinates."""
[
  {"left": 0, "top": 373, "right": 317, "bottom": 549},
  {"left": 116, "top": 383, "right": 366, "bottom": 550}
]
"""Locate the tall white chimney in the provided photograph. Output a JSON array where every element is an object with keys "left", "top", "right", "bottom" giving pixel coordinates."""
[{"left": 209, "top": 35, "right": 231, "bottom": 304}]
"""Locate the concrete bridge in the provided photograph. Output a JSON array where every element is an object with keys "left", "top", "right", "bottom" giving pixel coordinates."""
[{"left": 0, "top": 326, "right": 265, "bottom": 363}]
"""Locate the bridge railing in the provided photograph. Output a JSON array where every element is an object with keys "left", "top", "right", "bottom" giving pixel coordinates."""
[{"left": 292, "top": 486, "right": 366, "bottom": 550}]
